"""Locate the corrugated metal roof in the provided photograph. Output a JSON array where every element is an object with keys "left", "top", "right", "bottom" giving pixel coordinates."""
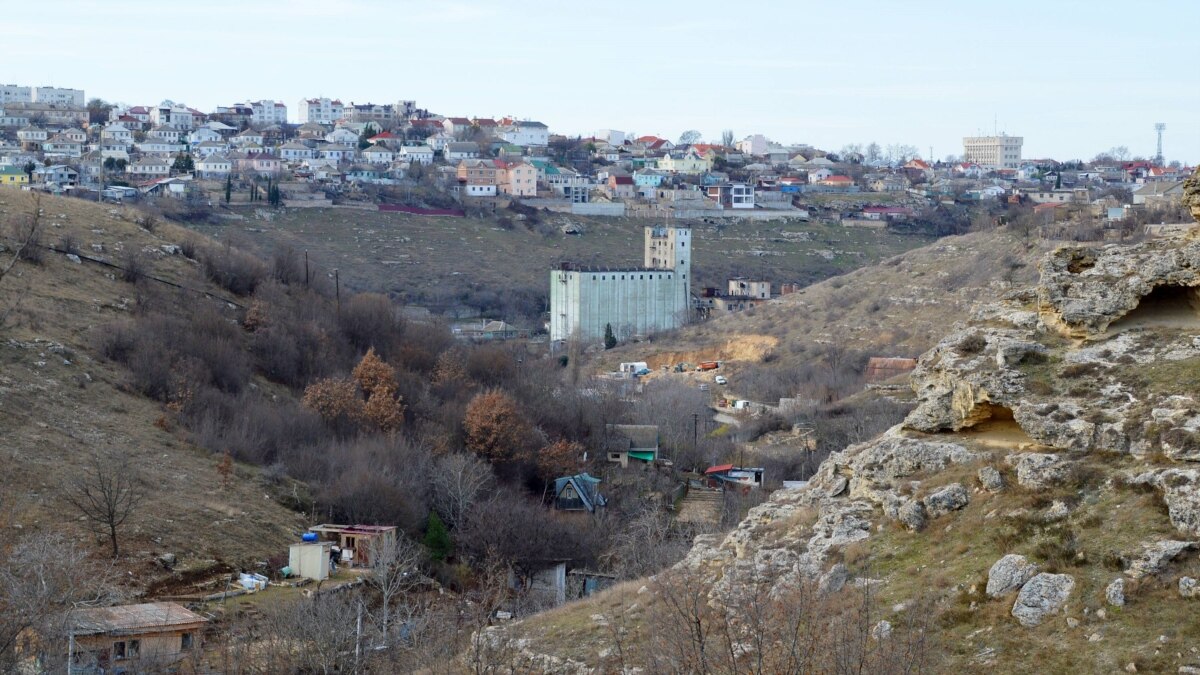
[{"left": 70, "top": 602, "right": 206, "bottom": 636}]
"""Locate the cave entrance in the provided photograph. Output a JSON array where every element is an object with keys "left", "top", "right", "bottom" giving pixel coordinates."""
[
  {"left": 960, "top": 404, "right": 1037, "bottom": 449},
  {"left": 1107, "top": 284, "right": 1200, "bottom": 333}
]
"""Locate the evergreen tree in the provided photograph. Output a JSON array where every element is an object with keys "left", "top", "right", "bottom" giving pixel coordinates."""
[
  {"left": 603, "top": 323, "right": 617, "bottom": 350},
  {"left": 224, "top": 174, "right": 232, "bottom": 203},
  {"left": 423, "top": 511, "right": 451, "bottom": 562}
]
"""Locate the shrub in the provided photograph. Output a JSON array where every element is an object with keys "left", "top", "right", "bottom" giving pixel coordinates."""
[{"left": 954, "top": 332, "right": 987, "bottom": 356}]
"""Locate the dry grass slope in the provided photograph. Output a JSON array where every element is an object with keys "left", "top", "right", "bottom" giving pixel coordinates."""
[{"left": 0, "top": 192, "right": 305, "bottom": 586}]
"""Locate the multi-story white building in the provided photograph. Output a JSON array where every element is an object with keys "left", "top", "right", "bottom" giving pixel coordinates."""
[
  {"left": 498, "top": 120, "right": 549, "bottom": 147},
  {"left": 962, "top": 134, "right": 1023, "bottom": 170},
  {"left": 245, "top": 100, "right": 287, "bottom": 125},
  {"left": 32, "top": 86, "right": 85, "bottom": 107},
  {"left": 0, "top": 84, "right": 32, "bottom": 104},
  {"left": 150, "top": 101, "right": 202, "bottom": 130},
  {"left": 550, "top": 225, "right": 692, "bottom": 343},
  {"left": 297, "top": 98, "right": 344, "bottom": 124}
]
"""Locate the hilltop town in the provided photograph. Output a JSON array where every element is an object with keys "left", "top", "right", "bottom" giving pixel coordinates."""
[{"left": 2, "top": 76, "right": 1200, "bottom": 674}]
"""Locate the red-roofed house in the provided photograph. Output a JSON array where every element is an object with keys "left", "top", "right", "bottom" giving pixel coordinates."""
[
  {"left": 606, "top": 174, "right": 635, "bottom": 199},
  {"left": 817, "top": 175, "right": 854, "bottom": 187}
]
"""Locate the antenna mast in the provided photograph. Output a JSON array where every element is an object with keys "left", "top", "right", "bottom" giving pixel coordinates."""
[{"left": 1154, "top": 123, "right": 1166, "bottom": 165}]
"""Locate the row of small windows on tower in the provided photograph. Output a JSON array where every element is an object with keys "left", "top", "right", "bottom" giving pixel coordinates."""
[{"left": 591, "top": 273, "right": 676, "bottom": 281}]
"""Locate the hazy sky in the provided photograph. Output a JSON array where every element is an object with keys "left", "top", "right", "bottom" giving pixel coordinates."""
[{"left": 6, "top": 0, "right": 1198, "bottom": 162}]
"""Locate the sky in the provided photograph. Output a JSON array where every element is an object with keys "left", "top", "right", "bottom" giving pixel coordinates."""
[{"left": 5, "top": 0, "right": 1198, "bottom": 163}]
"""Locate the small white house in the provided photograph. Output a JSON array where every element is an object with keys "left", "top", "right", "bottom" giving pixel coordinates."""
[
  {"left": 197, "top": 154, "right": 231, "bottom": 178},
  {"left": 320, "top": 144, "right": 356, "bottom": 162},
  {"left": 325, "top": 127, "right": 359, "bottom": 146},
  {"left": 398, "top": 144, "right": 435, "bottom": 165}
]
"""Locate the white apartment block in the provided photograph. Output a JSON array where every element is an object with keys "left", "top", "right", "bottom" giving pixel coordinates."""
[
  {"left": 297, "top": 98, "right": 344, "bottom": 124},
  {"left": 0, "top": 84, "right": 32, "bottom": 104},
  {"left": 32, "top": 86, "right": 85, "bottom": 107},
  {"left": 246, "top": 100, "right": 287, "bottom": 125},
  {"left": 962, "top": 134, "right": 1023, "bottom": 170}
]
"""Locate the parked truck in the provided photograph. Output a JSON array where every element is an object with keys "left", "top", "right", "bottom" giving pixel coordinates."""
[{"left": 696, "top": 361, "right": 720, "bottom": 371}]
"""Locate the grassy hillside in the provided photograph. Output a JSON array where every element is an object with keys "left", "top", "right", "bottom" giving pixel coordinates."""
[
  {"left": 186, "top": 206, "right": 934, "bottom": 318},
  {"left": 605, "top": 228, "right": 1060, "bottom": 401},
  {"left": 0, "top": 192, "right": 306, "bottom": 582}
]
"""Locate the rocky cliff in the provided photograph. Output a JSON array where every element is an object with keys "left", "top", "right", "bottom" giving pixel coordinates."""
[{"left": 497, "top": 219, "right": 1200, "bottom": 673}]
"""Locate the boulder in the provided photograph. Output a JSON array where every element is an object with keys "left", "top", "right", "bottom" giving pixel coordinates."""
[
  {"left": 1105, "top": 578, "right": 1126, "bottom": 607},
  {"left": 1125, "top": 540, "right": 1197, "bottom": 579},
  {"left": 897, "top": 500, "right": 927, "bottom": 532},
  {"left": 818, "top": 563, "right": 849, "bottom": 594},
  {"left": 1011, "top": 573, "right": 1075, "bottom": 627},
  {"left": 871, "top": 620, "right": 892, "bottom": 640},
  {"left": 978, "top": 466, "right": 1005, "bottom": 492},
  {"left": 1156, "top": 469, "right": 1200, "bottom": 537},
  {"left": 1180, "top": 577, "right": 1199, "bottom": 599},
  {"left": 1007, "top": 453, "right": 1070, "bottom": 490},
  {"left": 923, "top": 483, "right": 970, "bottom": 519},
  {"left": 987, "top": 554, "right": 1038, "bottom": 598}
]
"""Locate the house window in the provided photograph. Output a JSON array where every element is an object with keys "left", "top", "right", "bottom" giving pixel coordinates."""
[{"left": 181, "top": 633, "right": 194, "bottom": 650}]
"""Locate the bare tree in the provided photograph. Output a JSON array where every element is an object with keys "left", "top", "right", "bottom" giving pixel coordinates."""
[
  {"left": 431, "top": 453, "right": 494, "bottom": 530},
  {"left": 720, "top": 129, "right": 735, "bottom": 148},
  {"left": 0, "top": 532, "right": 121, "bottom": 672},
  {"left": 678, "top": 130, "right": 702, "bottom": 146},
  {"left": 1, "top": 192, "right": 43, "bottom": 325},
  {"left": 62, "top": 451, "right": 144, "bottom": 557},
  {"left": 255, "top": 592, "right": 360, "bottom": 674},
  {"left": 367, "top": 533, "right": 424, "bottom": 644}
]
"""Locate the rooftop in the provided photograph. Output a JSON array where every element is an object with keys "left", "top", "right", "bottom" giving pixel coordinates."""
[{"left": 70, "top": 602, "right": 207, "bottom": 637}]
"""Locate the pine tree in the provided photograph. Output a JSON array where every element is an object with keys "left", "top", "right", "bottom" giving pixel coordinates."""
[
  {"left": 423, "top": 511, "right": 451, "bottom": 562},
  {"left": 604, "top": 323, "right": 617, "bottom": 350}
]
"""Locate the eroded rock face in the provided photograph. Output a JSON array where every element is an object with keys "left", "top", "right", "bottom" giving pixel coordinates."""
[
  {"left": 1183, "top": 166, "right": 1200, "bottom": 223},
  {"left": 1038, "top": 237, "right": 1200, "bottom": 339},
  {"left": 1012, "top": 573, "right": 1075, "bottom": 627},
  {"left": 1156, "top": 469, "right": 1200, "bottom": 536},
  {"left": 987, "top": 554, "right": 1038, "bottom": 598}
]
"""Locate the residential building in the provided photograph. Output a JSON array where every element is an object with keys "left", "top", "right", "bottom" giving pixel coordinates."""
[
  {"left": 42, "top": 134, "right": 82, "bottom": 158},
  {"left": 737, "top": 134, "right": 770, "bottom": 156},
  {"left": 360, "top": 145, "right": 394, "bottom": 164},
  {"left": 606, "top": 175, "right": 635, "bottom": 199},
  {"left": 445, "top": 141, "right": 480, "bottom": 162},
  {"left": 549, "top": 225, "right": 691, "bottom": 343},
  {"left": 150, "top": 101, "right": 202, "bottom": 130},
  {"left": 553, "top": 473, "right": 606, "bottom": 513},
  {"left": 136, "top": 139, "right": 185, "bottom": 157},
  {"left": 55, "top": 602, "right": 205, "bottom": 673},
  {"left": 245, "top": 99, "right": 287, "bottom": 125},
  {"left": 196, "top": 154, "right": 231, "bottom": 178},
  {"left": 324, "top": 127, "right": 358, "bottom": 146},
  {"left": 706, "top": 183, "right": 754, "bottom": 209},
  {"left": 1132, "top": 180, "right": 1185, "bottom": 207},
  {"left": 0, "top": 84, "right": 32, "bottom": 104},
  {"left": 307, "top": 524, "right": 398, "bottom": 567},
  {"left": 30, "top": 86, "right": 84, "bottom": 107},
  {"left": 500, "top": 159, "right": 536, "bottom": 196},
  {"left": 187, "top": 127, "right": 222, "bottom": 145},
  {"left": 398, "top": 144, "right": 435, "bottom": 165},
  {"left": 319, "top": 144, "right": 356, "bottom": 162},
  {"left": 17, "top": 126, "right": 48, "bottom": 149},
  {"left": 297, "top": 97, "right": 344, "bottom": 124},
  {"left": 3, "top": 101, "right": 87, "bottom": 126},
  {"left": 962, "top": 134, "right": 1023, "bottom": 170},
  {"left": 498, "top": 120, "right": 549, "bottom": 147},
  {"left": 728, "top": 278, "right": 770, "bottom": 299},
  {"left": 656, "top": 149, "right": 710, "bottom": 174},
  {"left": 148, "top": 125, "right": 183, "bottom": 142},
  {"left": 342, "top": 101, "right": 402, "bottom": 124},
  {"left": 457, "top": 158, "right": 502, "bottom": 187},
  {"left": 279, "top": 141, "right": 315, "bottom": 162},
  {"left": 604, "top": 424, "right": 659, "bottom": 468},
  {"left": 33, "top": 164, "right": 78, "bottom": 185},
  {"left": 0, "top": 165, "right": 29, "bottom": 187},
  {"left": 129, "top": 157, "right": 170, "bottom": 177}
]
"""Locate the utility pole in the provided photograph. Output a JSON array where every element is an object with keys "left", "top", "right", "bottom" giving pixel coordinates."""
[
  {"left": 304, "top": 250, "right": 309, "bottom": 288},
  {"left": 334, "top": 269, "right": 341, "bottom": 318},
  {"left": 692, "top": 412, "right": 699, "bottom": 452},
  {"left": 354, "top": 599, "right": 363, "bottom": 673}
]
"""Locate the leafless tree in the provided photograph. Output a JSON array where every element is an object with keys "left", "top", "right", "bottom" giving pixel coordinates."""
[
  {"left": 608, "top": 505, "right": 690, "bottom": 578},
  {"left": 431, "top": 452, "right": 494, "bottom": 530},
  {"left": 678, "top": 130, "right": 702, "bottom": 146},
  {"left": 720, "top": 129, "right": 735, "bottom": 148},
  {"left": 366, "top": 533, "right": 424, "bottom": 644},
  {"left": 254, "top": 592, "right": 361, "bottom": 674},
  {"left": 62, "top": 451, "right": 144, "bottom": 557},
  {"left": 0, "top": 532, "right": 121, "bottom": 672},
  {"left": 1, "top": 192, "right": 43, "bottom": 325}
]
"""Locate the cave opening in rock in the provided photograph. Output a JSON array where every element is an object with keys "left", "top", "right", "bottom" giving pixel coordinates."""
[
  {"left": 1108, "top": 284, "right": 1200, "bottom": 332},
  {"left": 959, "top": 403, "right": 1037, "bottom": 449}
]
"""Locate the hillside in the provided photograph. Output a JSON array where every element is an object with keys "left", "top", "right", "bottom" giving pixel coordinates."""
[
  {"left": 486, "top": 225, "right": 1200, "bottom": 673},
  {"left": 185, "top": 206, "right": 934, "bottom": 319},
  {"left": 0, "top": 192, "right": 306, "bottom": 585},
  {"left": 604, "top": 227, "right": 1063, "bottom": 403}
]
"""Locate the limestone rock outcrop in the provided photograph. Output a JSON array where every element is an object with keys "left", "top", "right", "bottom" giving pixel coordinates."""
[
  {"left": 987, "top": 554, "right": 1038, "bottom": 598},
  {"left": 1038, "top": 237, "right": 1200, "bottom": 339},
  {"left": 1012, "top": 573, "right": 1075, "bottom": 627},
  {"left": 1125, "top": 540, "right": 1197, "bottom": 579}
]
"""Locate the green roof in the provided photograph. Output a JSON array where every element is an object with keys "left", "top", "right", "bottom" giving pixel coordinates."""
[
  {"left": 628, "top": 450, "right": 657, "bottom": 462},
  {"left": 0, "top": 166, "right": 26, "bottom": 176}
]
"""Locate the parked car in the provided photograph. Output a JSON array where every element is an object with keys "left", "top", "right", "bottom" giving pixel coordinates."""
[{"left": 714, "top": 375, "right": 727, "bottom": 385}]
